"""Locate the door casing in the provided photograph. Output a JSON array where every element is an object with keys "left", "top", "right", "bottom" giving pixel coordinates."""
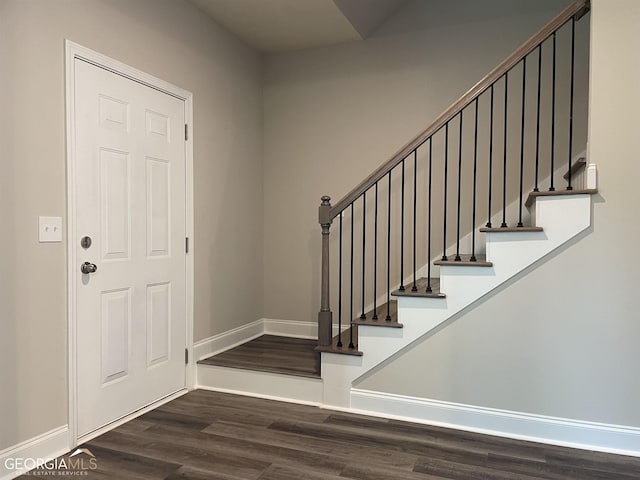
[{"left": 65, "top": 40, "right": 195, "bottom": 448}]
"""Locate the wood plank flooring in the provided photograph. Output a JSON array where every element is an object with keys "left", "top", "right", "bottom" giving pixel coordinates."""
[
  {"left": 21, "top": 390, "right": 640, "bottom": 479},
  {"left": 198, "top": 335, "right": 321, "bottom": 378}
]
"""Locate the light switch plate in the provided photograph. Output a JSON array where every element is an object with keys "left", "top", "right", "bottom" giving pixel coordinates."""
[{"left": 39, "top": 216, "right": 63, "bottom": 243}]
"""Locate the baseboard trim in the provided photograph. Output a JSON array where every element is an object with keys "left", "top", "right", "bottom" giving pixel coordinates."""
[
  {"left": 193, "top": 319, "right": 264, "bottom": 361},
  {"left": 0, "top": 426, "right": 70, "bottom": 480},
  {"left": 193, "top": 318, "right": 322, "bottom": 362},
  {"left": 263, "top": 318, "right": 317, "bottom": 339},
  {"left": 350, "top": 389, "right": 640, "bottom": 457}
]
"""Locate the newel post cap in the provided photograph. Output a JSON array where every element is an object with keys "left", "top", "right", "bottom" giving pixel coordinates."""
[{"left": 319, "top": 196, "right": 332, "bottom": 226}]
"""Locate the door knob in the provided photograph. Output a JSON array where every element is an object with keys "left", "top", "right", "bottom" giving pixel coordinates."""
[{"left": 81, "top": 262, "right": 98, "bottom": 274}]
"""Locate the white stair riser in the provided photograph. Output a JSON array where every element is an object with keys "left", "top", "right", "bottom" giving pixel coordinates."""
[{"left": 197, "top": 365, "right": 323, "bottom": 405}]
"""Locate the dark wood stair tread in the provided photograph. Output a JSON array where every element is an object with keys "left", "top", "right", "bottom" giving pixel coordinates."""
[
  {"left": 198, "top": 335, "right": 321, "bottom": 378},
  {"left": 315, "top": 326, "right": 362, "bottom": 356},
  {"left": 525, "top": 188, "right": 598, "bottom": 208},
  {"left": 353, "top": 300, "right": 402, "bottom": 327},
  {"left": 480, "top": 226, "right": 543, "bottom": 232},
  {"left": 392, "top": 276, "right": 445, "bottom": 298},
  {"left": 434, "top": 253, "right": 492, "bottom": 267},
  {"left": 563, "top": 157, "right": 586, "bottom": 180},
  {"left": 318, "top": 299, "right": 403, "bottom": 356}
]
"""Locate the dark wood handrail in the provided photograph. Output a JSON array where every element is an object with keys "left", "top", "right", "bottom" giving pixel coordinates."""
[{"left": 329, "top": 0, "right": 589, "bottom": 219}]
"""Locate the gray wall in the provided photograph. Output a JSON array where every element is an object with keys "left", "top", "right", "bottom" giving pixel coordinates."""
[
  {"left": 357, "top": 0, "right": 640, "bottom": 429},
  {"left": 2, "top": 0, "right": 629, "bottom": 457},
  {"left": 0, "top": 0, "right": 263, "bottom": 450},
  {"left": 262, "top": 0, "right": 570, "bottom": 324}
]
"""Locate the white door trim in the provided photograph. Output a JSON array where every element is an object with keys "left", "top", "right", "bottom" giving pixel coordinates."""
[{"left": 64, "top": 40, "right": 195, "bottom": 449}]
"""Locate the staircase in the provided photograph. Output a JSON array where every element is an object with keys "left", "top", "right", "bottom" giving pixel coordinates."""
[
  {"left": 198, "top": 0, "right": 594, "bottom": 413},
  {"left": 314, "top": 0, "right": 593, "bottom": 405},
  {"left": 321, "top": 188, "right": 595, "bottom": 408}
]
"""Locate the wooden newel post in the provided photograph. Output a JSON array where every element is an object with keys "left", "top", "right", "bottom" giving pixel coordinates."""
[{"left": 318, "top": 195, "right": 333, "bottom": 346}]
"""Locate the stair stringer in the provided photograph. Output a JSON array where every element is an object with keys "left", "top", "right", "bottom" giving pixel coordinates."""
[{"left": 320, "top": 194, "right": 592, "bottom": 408}]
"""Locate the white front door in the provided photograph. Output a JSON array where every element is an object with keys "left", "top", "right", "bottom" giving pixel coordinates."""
[{"left": 74, "top": 58, "right": 187, "bottom": 437}]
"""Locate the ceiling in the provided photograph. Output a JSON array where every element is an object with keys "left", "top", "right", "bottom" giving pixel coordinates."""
[{"left": 187, "top": 0, "right": 408, "bottom": 53}]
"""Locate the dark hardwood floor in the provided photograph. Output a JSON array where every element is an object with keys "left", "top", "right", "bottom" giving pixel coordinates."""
[
  {"left": 198, "top": 335, "right": 321, "bottom": 378},
  {"left": 21, "top": 390, "right": 640, "bottom": 479}
]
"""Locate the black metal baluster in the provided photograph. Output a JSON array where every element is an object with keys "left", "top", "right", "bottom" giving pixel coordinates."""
[
  {"left": 455, "top": 111, "right": 463, "bottom": 262},
  {"left": 550, "top": 31, "right": 557, "bottom": 192},
  {"left": 360, "top": 192, "right": 366, "bottom": 319},
  {"left": 518, "top": 57, "right": 527, "bottom": 228},
  {"left": 426, "top": 138, "right": 433, "bottom": 293},
  {"left": 372, "top": 182, "right": 378, "bottom": 320},
  {"left": 399, "top": 159, "right": 405, "bottom": 291},
  {"left": 534, "top": 44, "right": 542, "bottom": 192},
  {"left": 337, "top": 213, "right": 343, "bottom": 348},
  {"left": 501, "top": 73, "right": 508, "bottom": 228},
  {"left": 567, "top": 17, "right": 576, "bottom": 190},
  {"left": 412, "top": 150, "right": 418, "bottom": 291},
  {"left": 442, "top": 123, "right": 449, "bottom": 261},
  {"left": 471, "top": 98, "right": 479, "bottom": 262},
  {"left": 386, "top": 172, "right": 392, "bottom": 321},
  {"left": 487, "top": 85, "right": 494, "bottom": 228},
  {"left": 349, "top": 203, "right": 355, "bottom": 349}
]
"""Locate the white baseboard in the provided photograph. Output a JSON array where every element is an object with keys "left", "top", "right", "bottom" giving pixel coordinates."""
[
  {"left": 263, "top": 318, "right": 317, "bottom": 339},
  {"left": 350, "top": 389, "right": 640, "bottom": 457},
  {"left": 263, "top": 318, "right": 347, "bottom": 339},
  {"left": 0, "top": 426, "right": 70, "bottom": 480},
  {"left": 193, "top": 319, "right": 264, "bottom": 361},
  {"left": 193, "top": 318, "right": 321, "bottom": 362}
]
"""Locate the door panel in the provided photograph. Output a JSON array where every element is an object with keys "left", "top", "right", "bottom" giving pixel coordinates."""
[
  {"left": 100, "top": 148, "right": 131, "bottom": 260},
  {"left": 146, "top": 156, "right": 170, "bottom": 256},
  {"left": 100, "top": 288, "right": 131, "bottom": 384},
  {"left": 74, "top": 59, "right": 186, "bottom": 437},
  {"left": 147, "top": 282, "right": 171, "bottom": 367}
]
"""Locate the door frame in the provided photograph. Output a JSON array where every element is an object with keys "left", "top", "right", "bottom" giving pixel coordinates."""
[{"left": 65, "top": 40, "right": 195, "bottom": 448}]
